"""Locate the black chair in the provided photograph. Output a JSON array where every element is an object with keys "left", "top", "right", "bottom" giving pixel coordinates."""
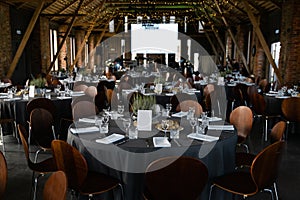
[{"left": 143, "top": 156, "right": 208, "bottom": 200}]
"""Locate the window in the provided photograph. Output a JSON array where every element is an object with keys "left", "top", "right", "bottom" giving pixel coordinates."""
[{"left": 49, "top": 29, "right": 58, "bottom": 71}]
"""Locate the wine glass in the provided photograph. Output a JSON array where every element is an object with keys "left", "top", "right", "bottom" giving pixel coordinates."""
[
  {"left": 122, "top": 119, "right": 131, "bottom": 137},
  {"left": 166, "top": 103, "right": 172, "bottom": 118},
  {"left": 117, "top": 105, "right": 125, "bottom": 115},
  {"left": 189, "top": 117, "right": 198, "bottom": 134},
  {"left": 102, "top": 113, "right": 110, "bottom": 124},
  {"left": 161, "top": 120, "right": 169, "bottom": 137}
]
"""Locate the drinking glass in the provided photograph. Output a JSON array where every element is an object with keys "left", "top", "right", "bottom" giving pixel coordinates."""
[
  {"left": 187, "top": 107, "right": 195, "bottom": 120},
  {"left": 123, "top": 119, "right": 131, "bottom": 136},
  {"left": 189, "top": 117, "right": 198, "bottom": 133},
  {"left": 102, "top": 113, "right": 110, "bottom": 124},
  {"left": 117, "top": 105, "right": 125, "bottom": 115},
  {"left": 166, "top": 103, "right": 172, "bottom": 118},
  {"left": 161, "top": 120, "right": 169, "bottom": 137}
]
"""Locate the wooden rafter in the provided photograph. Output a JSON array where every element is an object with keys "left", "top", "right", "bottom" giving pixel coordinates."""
[
  {"left": 241, "top": 0, "right": 283, "bottom": 84},
  {"left": 6, "top": 0, "right": 45, "bottom": 78},
  {"left": 214, "top": 0, "right": 250, "bottom": 74},
  {"left": 50, "top": 0, "right": 78, "bottom": 21},
  {"left": 47, "top": 0, "right": 85, "bottom": 74}
]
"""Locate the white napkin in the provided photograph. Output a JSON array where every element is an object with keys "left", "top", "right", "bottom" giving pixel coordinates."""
[
  {"left": 153, "top": 137, "right": 171, "bottom": 147},
  {"left": 79, "top": 118, "right": 95, "bottom": 123},
  {"left": 187, "top": 133, "right": 219, "bottom": 142},
  {"left": 57, "top": 96, "right": 72, "bottom": 99},
  {"left": 207, "top": 125, "right": 234, "bottom": 131},
  {"left": 171, "top": 112, "right": 188, "bottom": 118},
  {"left": 199, "top": 117, "right": 222, "bottom": 122},
  {"left": 70, "top": 126, "right": 99, "bottom": 134},
  {"left": 3, "top": 97, "right": 22, "bottom": 101},
  {"left": 95, "top": 133, "right": 125, "bottom": 144}
]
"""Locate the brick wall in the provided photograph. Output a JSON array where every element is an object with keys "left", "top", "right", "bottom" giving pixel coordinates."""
[
  {"left": 0, "top": 3, "right": 12, "bottom": 78},
  {"left": 40, "top": 17, "right": 50, "bottom": 73},
  {"left": 279, "top": 0, "right": 300, "bottom": 85}
]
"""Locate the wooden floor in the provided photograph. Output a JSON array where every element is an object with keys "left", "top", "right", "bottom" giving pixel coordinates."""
[{"left": 2, "top": 117, "right": 300, "bottom": 200}]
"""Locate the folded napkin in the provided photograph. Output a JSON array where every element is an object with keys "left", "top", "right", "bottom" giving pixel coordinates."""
[
  {"left": 79, "top": 118, "right": 95, "bottom": 123},
  {"left": 199, "top": 117, "right": 222, "bottom": 122},
  {"left": 57, "top": 96, "right": 72, "bottom": 99},
  {"left": 266, "top": 93, "right": 277, "bottom": 96},
  {"left": 95, "top": 133, "right": 125, "bottom": 144},
  {"left": 207, "top": 125, "right": 234, "bottom": 131},
  {"left": 70, "top": 126, "right": 99, "bottom": 134},
  {"left": 187, "top": 133, "right": 219, "bottom": 142},
  {"left": 153, "top": 137, "right": 171, "bottom": 147},
  {"left": 165, "top": 93, "right": 174, "bottom": 96},
  {"left": 275, "top": 96, "right": 290, "bottom": 99},
  {"left": 172, "top": 111, "right": 188, "bottom": 118},
  {"left": 3, "top": 97, "right": 22, "bottom": 101}
]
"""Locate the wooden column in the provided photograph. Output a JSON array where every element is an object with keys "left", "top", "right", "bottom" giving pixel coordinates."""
[
  {"left": 242, "top": 0, "right": 283, "bottom": 84},
  {"left": 7, "top": 0, "right": 45, "bottom": 78}
]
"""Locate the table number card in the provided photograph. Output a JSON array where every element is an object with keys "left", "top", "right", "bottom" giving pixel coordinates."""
[
  {"left": 137, "top": 110, "right": 152, "bottom": 131},
  {"left": 29, "top": 85, "right": 35, "bottom": 98}
]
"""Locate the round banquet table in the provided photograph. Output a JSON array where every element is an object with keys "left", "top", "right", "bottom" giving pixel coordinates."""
[{"left": 67, "top": 117, "right": 237, "bottom": 200}]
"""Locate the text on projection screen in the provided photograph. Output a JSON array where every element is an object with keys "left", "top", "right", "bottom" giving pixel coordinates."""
[{"left": 131, "top": 24, "right": 178, "bottom": 54}]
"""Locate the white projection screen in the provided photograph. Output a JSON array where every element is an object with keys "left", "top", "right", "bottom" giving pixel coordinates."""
[{"left": 131, "top": 24, "right": 178, "bottom": 54}]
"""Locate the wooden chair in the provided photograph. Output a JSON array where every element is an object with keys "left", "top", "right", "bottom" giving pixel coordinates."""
[
  {"left": 250, "top": 93, "right": 281, "bottom": 141},
  {"left": 26, "top": 98, "right": 56, "bottom": 144},
  {"left": 18, "top": 124, "right": 57, "bottom": 200},
  {"left": 229, "top": 106, "right": 253, "bottom": 153},
  {"left": 209, "top": 141, "right": 285, "bottom": 200},
  {"left": 72, "top": 100, "right": 98, "bottom": 121},
  {"left": 43, "top": 171, "right": 67, "bottom": 200},
  {"left": 0, "top": 151, "right": 7, "bottom": 200},
  {"left": 29, "top": 108, "right": 56, "bottom": 162},
  {"left": 176, "top": 100, "right": 203, "bottom": 117},
  {"left": 235, "top": 121, "right": 286, "bottom": 169},
  {"left": 143, "top": 156, "right": 208, "bottom": 200},
  {"left": 281, "top": 97, "right": 300, "bottom": 139},
  {"left": 51, "top": 140, "right": 123, "bottom": 199}
]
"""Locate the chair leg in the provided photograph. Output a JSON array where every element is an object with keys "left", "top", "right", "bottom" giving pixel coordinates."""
[
  {"left": 118, "top": 183, "right": 124, "bottom": 200},
  {"left": 265, "top": 118, "right": 268, "bottom": 142},
  {"left": 263, "top": 188, "right": 274, "bottom": 200},
  {"left": 273, "top": 182, "right": 279, "bottom": 200},
  {"left": 208, "top": 184, "right": 215, "bottom": 200},
  {"left": 0, "top": 125, "right": 5, "bottom": 156},
  {"left": 34, "top": 149, "right": 42, "bottom": 163},
  {"left": 32, "top": 172, "right": 42, "bottom": 200}
]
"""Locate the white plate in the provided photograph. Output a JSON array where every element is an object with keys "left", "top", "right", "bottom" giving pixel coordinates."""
[
  {"left": 187, "top": 133, "right": 219, "bottom": 142},
  {"left": 70, "top": 126, "right": 99, "bottom": 134}
]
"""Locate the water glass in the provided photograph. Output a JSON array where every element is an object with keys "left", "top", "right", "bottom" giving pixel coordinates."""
[
  {"left": 129, "top": 126, "right": 138, "bottom": 139},
  {"left": 187, "top": 107, "right": 195, "bottom": 120},
  {"left": 170, "top": 128, "right": 179, "bottom": 139},
  {"left": 166, "top": 103, "right": 172, "bottom": 118},
  {"left": 117, "top": 105, "right": 125, "bottom": 115},
  {"left": 189, "top": 117, "right": 198, "bottom": 133},
  {"left": 123, "top": 119, "right": 131, "bottom": 136},
  {"left": 100, "top": 122, "right": 109, "bottom": 134}
]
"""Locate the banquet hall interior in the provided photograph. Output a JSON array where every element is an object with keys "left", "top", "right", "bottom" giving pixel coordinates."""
[{"left": 0, "top": 0, "right": 300, "bottom": 200}]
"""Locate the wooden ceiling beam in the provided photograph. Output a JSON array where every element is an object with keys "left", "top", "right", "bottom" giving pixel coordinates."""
[
  {"left": 7, "top": 0, "right": 45, "bottom": 78},
  {"left": 241, "top": 0, "right": 282, "bottom": 84},
  {"left": 214, "top": 0, "right": 249, "bottom": 74}
]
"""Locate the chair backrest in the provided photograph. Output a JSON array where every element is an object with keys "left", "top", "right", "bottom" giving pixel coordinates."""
[
  {"left": 43, "top": 171, "right": 67, "bottom": 200},
  {"left": 17, "top": 124, "right": 35, "bottom": 169},
  {"left": 51, "top": 140, "right": 88, "bottom": 191},
  {"left": 73, "top": 84, "right": 88, "bottom": 92},
  {"left": 144, "top": 156, "right": 208, "bottom": 200},
  {"left": 281, "top": 97, "right": 300, "bottom": 122},
  {"left": 0, "top": 151, "right": 7, "bottom": 200},
  {"left": 176, "top": 100, "right": 203, "bottom": 117},
  {"left": 251, "top": 141, "right": 285, "bottom": 192},
  {"left": 230, "top": 106, "right": 253, "bottom": 139},
  {"left": 30, "top": 108, "right": 55, "bottom": 148},
  {"left": 84, "top": 86, "right": 97, "bottom": 98},
  {"left": 269, "top": 121, "right": 286, "bottom": 144},
  {"left": 27, "top": 98, "right": 56, "bottom": 119},
  {"left": 250, "top": 93, "right": 266, "bottom": 115},
  {"left": 72, "top": 100, "right": 97, "bottom": 121}
]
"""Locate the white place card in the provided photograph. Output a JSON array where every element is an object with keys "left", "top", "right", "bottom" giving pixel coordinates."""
[
  {"left": 29, "top": 85, "right": 35, "bottom": 98},
  {"left": 137, "top": 110, "right": 152, "bottom": 131}
]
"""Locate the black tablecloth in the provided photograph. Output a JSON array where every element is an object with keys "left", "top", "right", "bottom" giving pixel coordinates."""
[{"left": 67, "top": 118, "right": 237, "bottom": 200}]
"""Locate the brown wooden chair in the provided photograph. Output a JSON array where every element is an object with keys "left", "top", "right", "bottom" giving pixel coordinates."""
[
  {"left": 143, "top": 156, "right": 208, "bottom": 200},
  {"left": 176, "top": 100, "right": 203, "bottom": 117},
  {"left": 250, "top": 93, "right": 281, "bottom": 141},
  {"left": 43, "top": 171, "right": 67, "bottom": 200},
  {"left": 72, "top": 100, "right": 98, "bottom": 121},
  {"left": 30, "top": 108, "right": 56, "bottom": 162},
  {"left": 209, "top": 141, "right": 285, "bottom": 200},
  {"left": 235, "top": 121, "right": 286, "bottom": 169},
  {"left": 0, "top": 151, "right": 7, "bottom": 200},
  {"left": 51, "top": 140, "right": 123, "bottom": 199},
  {"left": 230, "top": 106, "right": 253, "bottom": 153},
  {"left": 18, "top": 124, "right": 57, "bottom": 200},
  {"left": 281, "top": 97, "right": 300, "bottom": 139}
]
